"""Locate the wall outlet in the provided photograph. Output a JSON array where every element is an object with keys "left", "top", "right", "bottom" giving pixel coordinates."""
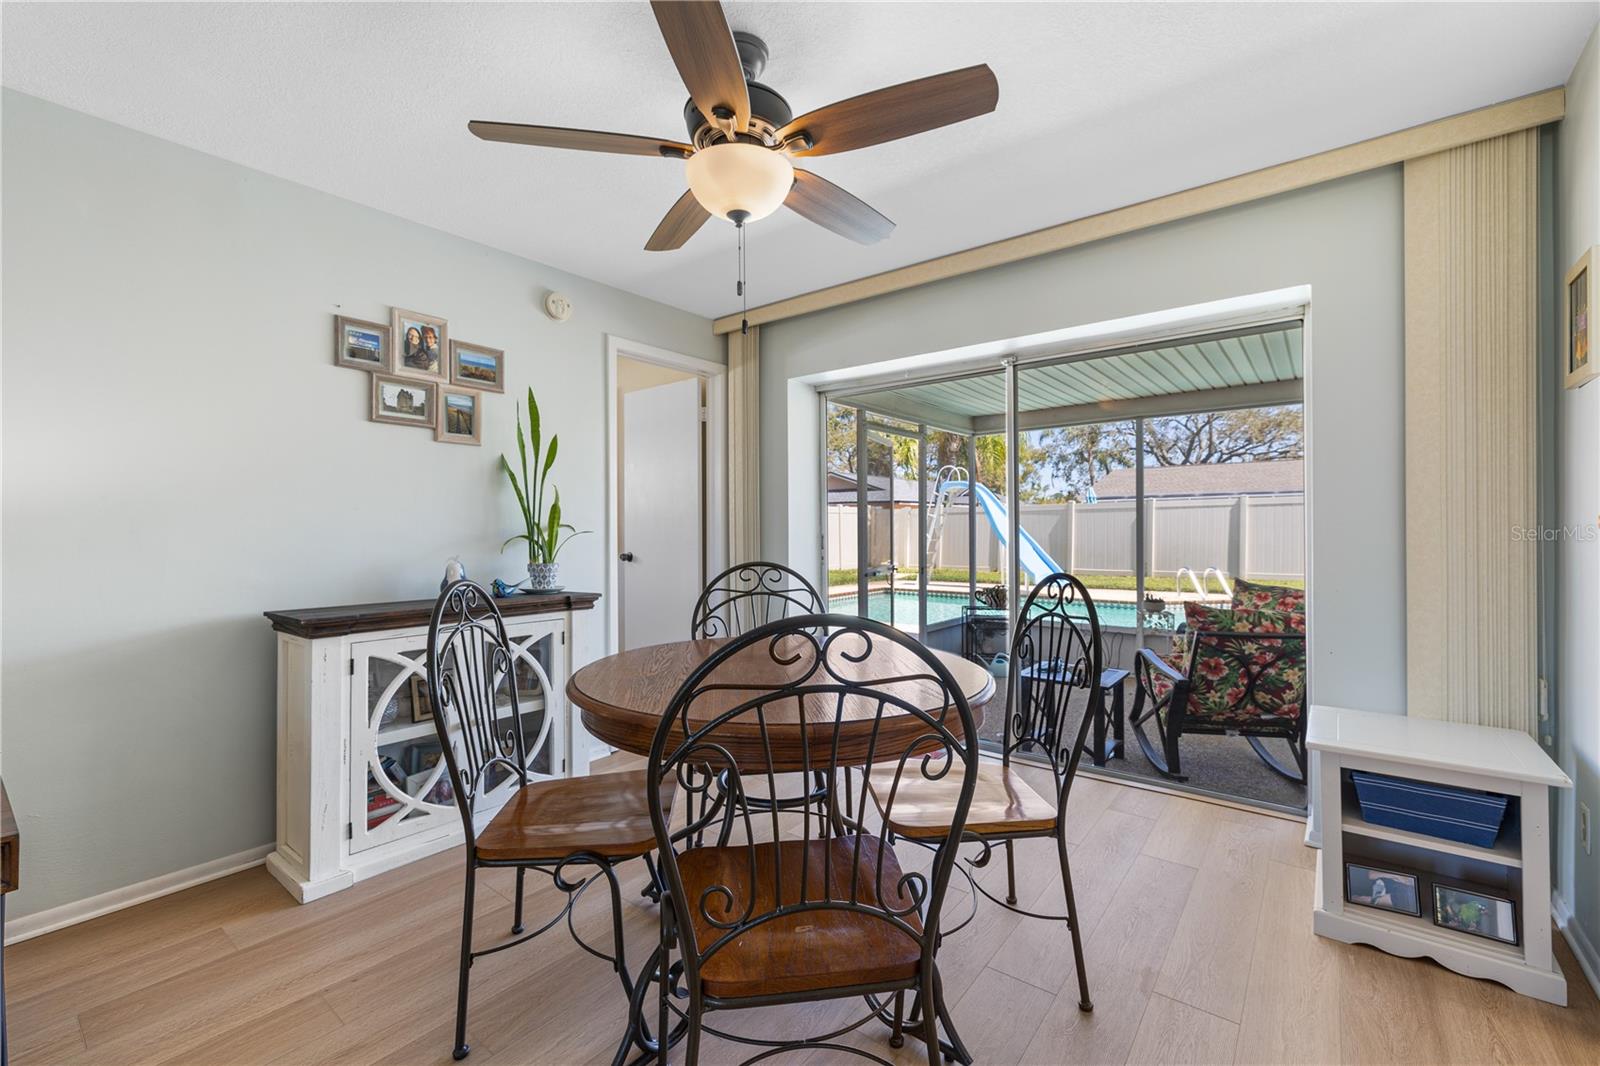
[{"left": 1581, "top": 802, "right": 1592, "bottom": 856}]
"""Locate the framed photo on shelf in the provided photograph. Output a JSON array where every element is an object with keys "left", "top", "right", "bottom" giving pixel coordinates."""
[
  {"left": 404, "top": 759, "right": 452, "bottom": 805},
  {"left": 1343, "top": 861, "right": 1421, "bottom": 917},
  {"left": 1432, "top": 882, "right": 1518, "bottom": 946},
  {"left": 370, "top": 374, "right": 436, "bottom": 428},
  {"left": 449, "top": 340, "right": 505, "bottom": 392},
  {"left": 436, "top": 388, "right": 483, "bottom": 446},
  {"left": 391, "top": 307, "right": 448, "bottom": 381},
  {"left": 401, "top": 743, "right": 441, "bottom": 776},
  {"left": 334, "top": 315, "right": 389, "bottom": 370},
  {"left": 1566, "top": 246, "right": 1597, "bottom": 390},
  {"left": 409, "top": 675, "right": 434, "bottom": 723}
]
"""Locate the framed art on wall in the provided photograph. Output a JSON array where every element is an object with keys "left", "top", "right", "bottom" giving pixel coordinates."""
[
  {"left": 436, "top": 387, "right": 482, "bottom": 446},
  {"left": 1566, "top": 246, "right": 1596, "bottom": 390},
  {"left": 449, "top": 340, "right": 505, "bottom": 392},
  {"left": 370, "top": 373, "right": 437, "bottom": 427},
  {"left": 391, "top": 307, "right": 448, "bottom": 382},
  {"left": 335, "top": 315, "right": 389, "bottom": 370}
]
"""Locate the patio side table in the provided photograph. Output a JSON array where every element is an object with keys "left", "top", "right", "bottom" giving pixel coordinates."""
[
  {"left": 1090, "top": 668, "right": 1130, "bottom": 767},
  {"left": 1013, "top": 664, "right": 1128, "bottom": 767}
]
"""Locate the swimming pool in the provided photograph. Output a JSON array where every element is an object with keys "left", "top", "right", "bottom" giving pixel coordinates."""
[{"left": 828, "top": 590, "right": 1173, "bottom": 630}]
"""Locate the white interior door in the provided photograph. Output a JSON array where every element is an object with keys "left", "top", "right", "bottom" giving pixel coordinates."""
[{"left": 622, "top": 376, "right": 703, "bottom": 649}]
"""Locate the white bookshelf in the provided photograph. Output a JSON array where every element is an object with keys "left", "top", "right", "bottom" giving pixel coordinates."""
[{"left": 1308, "top": 705, "right": 1572, "bottom": 1005}]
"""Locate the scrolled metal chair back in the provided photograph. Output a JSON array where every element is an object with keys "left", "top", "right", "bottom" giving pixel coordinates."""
[
  {"left": 647, "top": 613, "right": 978, "bottom": 993},
  {"left": 690, "top": 561, "right": 824, "bottom": 639},
  {"left": 1006, "top": 573, "right": 1103, "bottom": 792},
  {"left": 427, "top": 580, "right": 529, "bottom": 843}
]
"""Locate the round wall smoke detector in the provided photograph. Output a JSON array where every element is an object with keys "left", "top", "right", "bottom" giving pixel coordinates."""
[{"left": 544, "top": 292, "right": 572, "bottom": 322}]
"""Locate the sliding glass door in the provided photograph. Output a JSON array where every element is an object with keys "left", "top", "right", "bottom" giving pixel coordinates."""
[{"left": 820, "top": 321, "right": 1308, "bottom": 798}]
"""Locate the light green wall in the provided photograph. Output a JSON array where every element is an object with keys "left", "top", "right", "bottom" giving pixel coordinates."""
[
  {"left": 758, "top": 168, "right": 1406, "bottom": 713},
  {"left": 1554, "top": 23, "right": 1600, "bottom": 982},
  {"left": 0, "top": 90, "right": 720, "bottom": 921}
]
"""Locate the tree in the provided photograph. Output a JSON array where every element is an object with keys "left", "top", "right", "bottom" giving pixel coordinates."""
[
  {"left": 827, "top": 401, "right": 1301, "bottom": 504},
  {"left": 1039, "top": 423, "right": 1135, "bottom": 501},
  {"left": 1039, "top": 407, "right": 1303, "bottom": 500},
  {"left": 1142, "top": 407, "right": 1303, "bottom": 467},
  {"left": 825, "top": 404, "right": 858, "bottom": 472}
]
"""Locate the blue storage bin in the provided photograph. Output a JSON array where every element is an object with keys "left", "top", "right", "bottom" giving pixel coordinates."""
[{"left": 1350, "top": 771, "right": 1509, "bottom": 848}]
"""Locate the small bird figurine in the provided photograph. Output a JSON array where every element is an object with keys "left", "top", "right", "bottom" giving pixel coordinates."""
[{"left": 441, "top": 557, "right": 467, "bottom": 590}]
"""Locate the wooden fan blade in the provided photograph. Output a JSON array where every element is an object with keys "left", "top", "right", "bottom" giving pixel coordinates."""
[
  {"left": 468, "top": 121, "right": 691, "bottom": 158},
  {"left": 650, "top": 0, "right": 750, "bottom": 133},
  {"left": 778, "top": 64, "right": 998, "bottom": 157},
  {"left": 785, "top": 170, "right": 894, "bottom": 244},
  {"left": 645, "top": 189, "right": 712, "bottom": 251}
]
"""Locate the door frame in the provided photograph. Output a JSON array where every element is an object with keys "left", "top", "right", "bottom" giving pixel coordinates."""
[{"left": 605, "top": 335, "right": 728, "bottom": 657}]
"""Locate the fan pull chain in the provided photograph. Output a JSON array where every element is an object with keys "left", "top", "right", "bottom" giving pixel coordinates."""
[{"left": 736, "top": 220, "right": 748, "bottom": 335}]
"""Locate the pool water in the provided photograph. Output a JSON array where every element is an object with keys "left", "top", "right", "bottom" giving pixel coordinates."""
[{"left": 829, "top": 590, "right": 1170, "bottom": 630}]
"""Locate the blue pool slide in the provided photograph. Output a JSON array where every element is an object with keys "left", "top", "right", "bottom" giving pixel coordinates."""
[{"left": 941, "top": 481, "right": 1062, "bottom": 585}]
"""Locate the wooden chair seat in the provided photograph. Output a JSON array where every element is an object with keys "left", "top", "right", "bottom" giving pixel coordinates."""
[
  {"left": 867, "top": 760, "right": 1057, "bottom": 839},
  {"left": 677, "top": 836, "right": 924, "bottom": 999},
  {"left": 476, "top": 769, "right": 672, "bottom": 862}
]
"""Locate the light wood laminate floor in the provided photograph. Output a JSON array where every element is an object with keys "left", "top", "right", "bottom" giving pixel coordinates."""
[{"left": 9, "top": 759, "right": 1599, "bottom": 1065}]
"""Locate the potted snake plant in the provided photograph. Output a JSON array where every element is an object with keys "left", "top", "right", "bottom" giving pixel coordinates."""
[{"left": 501, "top": 387, "right": 588, "bottom": 591}]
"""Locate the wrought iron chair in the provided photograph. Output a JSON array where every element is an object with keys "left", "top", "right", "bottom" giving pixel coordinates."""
[
  {"left": 427, "top": 581, "right": 671, "bottom": 1061},
  {"left": 866, "top": 572, "right": 1104, "bottom": 1016},
  {"left": 689, "top": 561, "right": 824, "bottom": 638},
  {"left": 688, "top": 561, "right": 829, "bottom": 838},
  {"left": 640, "top": 614, "right": 979, "bottom": 1065},
  {"left": 1128, "top": 604, "right": 1308, "bottom": 782}
]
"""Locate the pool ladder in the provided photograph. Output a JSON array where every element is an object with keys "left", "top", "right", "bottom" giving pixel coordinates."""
[
  {"left": 925, "top": 465, "right": 970, "bottom": 564},
  {"left": 1175, "top": 566, "right": 1232, "bottom": 602}
]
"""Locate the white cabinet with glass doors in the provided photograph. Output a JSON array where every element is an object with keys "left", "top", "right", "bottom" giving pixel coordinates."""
[{"left": 264, "top": 593, "right": 601, "bottom": 902}]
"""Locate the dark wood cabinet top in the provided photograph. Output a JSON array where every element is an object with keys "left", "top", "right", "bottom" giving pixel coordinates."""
[{"left": 265, "top": 590, "right": 599, "bottom": 639}]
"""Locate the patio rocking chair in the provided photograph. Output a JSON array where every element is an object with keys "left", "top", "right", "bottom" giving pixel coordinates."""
[{"left": 1129, "top": 585, "right": 1308, "bottom": 783}]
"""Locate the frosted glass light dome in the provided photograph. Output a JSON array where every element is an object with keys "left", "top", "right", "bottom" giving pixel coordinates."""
[{"left": 685, "top": 142, "right": 794, "bottom": 223}]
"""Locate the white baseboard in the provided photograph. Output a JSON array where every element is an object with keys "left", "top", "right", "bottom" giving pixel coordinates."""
[
  {"left": 1552, "top": 890, "right": 1600, "bottom": 1002},
  {"left": 3, "top": 843, "right": 273, "bottom": 946}
]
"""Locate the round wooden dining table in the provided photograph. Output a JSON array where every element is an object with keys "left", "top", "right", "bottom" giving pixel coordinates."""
[{"left": 568, "top": 636, "right": 996, "bottom": 771}]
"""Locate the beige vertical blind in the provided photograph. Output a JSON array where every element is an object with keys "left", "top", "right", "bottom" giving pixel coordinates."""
[
  {"left": 727, "top": 326, "right": 762, "bottom": 564},
  {"left": 1403, "top": 129, "right": 1540, "bottom": 732}
]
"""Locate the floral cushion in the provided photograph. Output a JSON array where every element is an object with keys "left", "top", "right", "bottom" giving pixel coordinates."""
[
  {"left": 1230, "top": 578, "right": 1306, "bottom": 635},
  {"left": 1144, "top": 603, "right": 1226, "bottom": 703},
  {"left": 1178, "top": 600, "right": 1306, "bottom": 724}
]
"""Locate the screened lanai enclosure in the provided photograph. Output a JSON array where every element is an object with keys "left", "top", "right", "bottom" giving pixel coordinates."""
[{"left": 822, "top": 319, "right": 1309, "bottom": 811}]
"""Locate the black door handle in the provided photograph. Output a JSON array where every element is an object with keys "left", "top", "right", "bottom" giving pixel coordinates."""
[{"left": 619, "top": 552, "right": 635, "bottom": 562}]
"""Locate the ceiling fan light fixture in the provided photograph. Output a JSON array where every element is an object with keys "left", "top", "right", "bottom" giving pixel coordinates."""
[{"left": 685, "top": 142, "right": 794, "bottom": 224}]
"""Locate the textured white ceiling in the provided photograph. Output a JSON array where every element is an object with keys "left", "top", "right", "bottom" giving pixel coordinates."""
[{"left": 4, "top": 2, "right": 1594, "bottom": 320}]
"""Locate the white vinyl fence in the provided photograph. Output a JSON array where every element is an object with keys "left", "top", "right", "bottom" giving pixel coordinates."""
[{"left": 828, "top": 494, "right": 1305, "bottom": 581}]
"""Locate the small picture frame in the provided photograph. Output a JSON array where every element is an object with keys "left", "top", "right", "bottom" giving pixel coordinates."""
[
  {"left": 436, "top": 388, "right": 483, "bottom": 446},
  {"left": 391, "top": 307, "right": 448, "bottom": 381},
  {"left": 1566, "top": 247, "right": 1597, "bottom": 390},
  {"left": 370, "top": 373, "right": 437, "bottom": 428},
  {"left": 334, "top": 315, "right": 389, "bottom": 370},
  {"left": 410, "top": 675, "right": 434, "bottom": 723},
  {"left": 449, "top": 340, "right": 505, "bottom": 393},
  {"left": 1343, "top": 861, "right": 1421, "bottom": 917},
  {"left": 1432, "top": 882, "right": 1518, "bottom": 946}
]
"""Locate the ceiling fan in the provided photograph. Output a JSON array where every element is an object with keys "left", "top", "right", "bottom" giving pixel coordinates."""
[{"left": 469, "top": 0, "right": 999, "bottom": 251}]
